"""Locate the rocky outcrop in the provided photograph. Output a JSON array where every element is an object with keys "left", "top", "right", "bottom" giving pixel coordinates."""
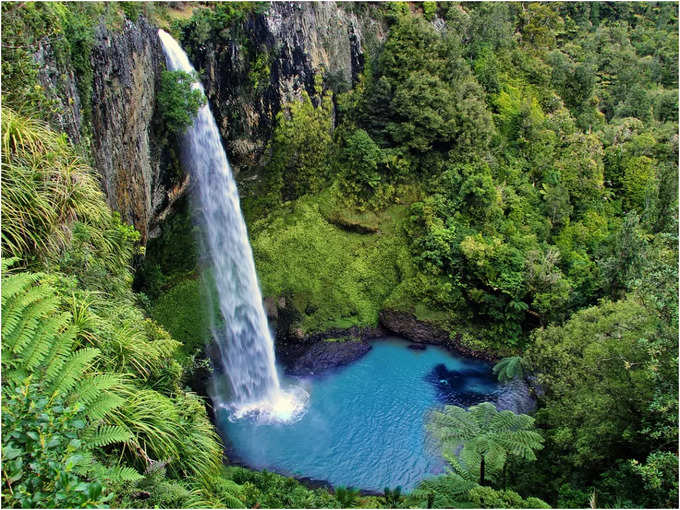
[
  {"left": 286, "top": 340, "right": 372, "bottom": 376},
  {"left": 379, "top": 309, "right": 498, "bottom": 362},
  {"left": 90, "top": 18, "right": 178, "bottom": 244},
  {"left": 379, "top": 309, "right": 451, "bottom": 344},
  {"left": 32, "top": 16, "right": 184, "bottom": 246},
  {"left": 182, "top": 2, "right": 387, "bottom": 174}
]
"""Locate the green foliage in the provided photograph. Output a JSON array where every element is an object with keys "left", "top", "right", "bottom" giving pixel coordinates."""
[
  {"left": 524, "top": 237, "right": 678, "bottom": 507},
  {"left": 339, "top": 128, "right": 384, "bottom": 203},
  {"left": 157, "top": 70, "right": 206, "bottom": 135},
  {"left": 173, "top": 2, "right": 267, "bottom": 49},
  {"left": 422, "top": 2, "right": 437, "bottom": 21},
  {"left": 4, "top": 2, "right": 678, "bottom": 508},
  {"left": 227, "top": 467, "right": 337, "bottom": 508},
  {"left": 358, "top": 15, "right": 493, "bottom": 166},
  {"left": 492, "top": 356, "right": 526, "bottom": 383},
  {"left": 1, "top": 268, "right": 136, "bottom": 508},
  {"left": 429, "top": 402, "right": 543, "bottom": 486},
  {"left": 150, "top": 278, "right": 212, "bottom": 355},
  {"left": 334, "top": 486, "right": 360, "bottom": 508},
  {"left": 2, "top": 381, "right": 118, "bottom": 508},
  {"left": 467, "top": 486, "right": 550, "bottom": 509},
  {"left": 1, "top": 108, "right": 109, "bottom": 262},
  {"left": 630, "top": 451, "right": 679, "bottom": 508},
  {"left": 247, "top": 193, "right": 411, "bottom": 334},
  {"left": 0, "top": 108, "right": 243, "bottom": 508},
  {"left": 267, "top": 75, "right": 335, "bottom": 201},
  {"left": 381, "top": 486, "right": 403, "bottom": 508}
]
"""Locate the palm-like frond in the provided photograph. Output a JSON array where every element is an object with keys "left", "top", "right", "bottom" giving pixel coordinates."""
[
  {"left": 492, "top": 356, "right": 526, "bottom": 383},
  {"left": 429, "top": 402, "right": 544, "bottom": 484}
]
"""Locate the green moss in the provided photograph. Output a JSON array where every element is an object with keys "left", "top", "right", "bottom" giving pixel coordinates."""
[
  {"left": 150, "top": 278, "right": 213, "bottom": 357},
  {"left": 136, "top": 195, "right": 199, "bottom": 299},
  {"left": 248, "top": 191, "right": 414, "bottom": 335}
]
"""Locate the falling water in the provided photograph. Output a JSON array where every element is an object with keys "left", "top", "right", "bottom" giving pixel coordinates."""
[{"left": 158, "top": 30, "right": 306, "bottom": 422}]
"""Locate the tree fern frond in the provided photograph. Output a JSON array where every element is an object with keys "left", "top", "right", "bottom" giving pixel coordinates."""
[
  {"left": 21, "top": 313, "right": 70, "bottom": 371},
  {"left": 221, "top": 492, "right": 246, "bottom": 509},
  {"left": 48, "top": 347, "right": 100, "bottom": 396},
  {"left": 493, "top": 356, "right": 526, "bottom": 383},
  {"left": 43, "top": 325, "right": 78, "bottom": 381},
  {"left": 71, "top": 373, "right": 124, "bottom": 408},
  {"left": 3, "top": 284, "right": 55, "bottom": 351},
  {"left": 429, "top": 402, "right": 544, "bottom": 485},
  {"left": 0, "top": 271, "right": 41, "bottom": 304},
  {"left": 85, "top": 424, "right": 132, "bottom": 447},
  {"left": 85, "top": 392, "right": 126, "bottom": 422},
  {"left": 107, "top": 465, "right": 144, "bottom": 483},
  {"left": 1, "top": 256, "right": 21, "bottom": 272}
]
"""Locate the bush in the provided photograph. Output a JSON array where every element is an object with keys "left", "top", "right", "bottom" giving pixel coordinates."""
[{"left": 157, "top": 70, "right": 206, "bottom": 135}]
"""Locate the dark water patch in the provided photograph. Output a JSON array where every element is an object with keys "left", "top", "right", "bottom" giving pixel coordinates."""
[{"left": 425, "top": 363, "right": 500, "bottom": 407}]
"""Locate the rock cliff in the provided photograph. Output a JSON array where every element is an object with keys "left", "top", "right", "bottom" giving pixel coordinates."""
[
  {"left": 33, "top": 4, "right": 387, "bottom": 246},
  {"left": 180, "top": 2, "right": 386, "bottom": 174},
  {"left": 90, "top": 18, "right": 179, "bottom": 244},
  {"left": 33, "top": 16, "right": 184, "bottom": 245}
]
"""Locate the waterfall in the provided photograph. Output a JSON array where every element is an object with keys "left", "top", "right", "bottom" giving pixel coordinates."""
[{"left": 158, "top": 30, "right": 306, "bottom": 422}]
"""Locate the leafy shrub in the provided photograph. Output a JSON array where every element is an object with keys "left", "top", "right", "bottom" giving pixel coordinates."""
[
  {"left": 157, "top": 70, "right": 206, "bottom": 135},
  {"left": 267, "top": 75, "right": 334, "bottom": 201},
  {"left": 1, "top": 265, "right": 140, "bottom": 508}
]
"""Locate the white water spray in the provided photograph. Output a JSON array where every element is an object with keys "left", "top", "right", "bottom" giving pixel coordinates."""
[{"left": 158, "top": 30, "right": 306, "bottom": 422}]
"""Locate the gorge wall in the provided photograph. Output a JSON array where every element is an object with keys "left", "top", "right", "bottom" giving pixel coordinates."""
[
  {"left": 178, "top": 2, "right": 386, "bottom": 174},
  {"left": 34, "top": 3, "right": 387, "bottom": 244},
  {"left": 90, "top": 17, "right": 172, "bottom": 244},
  {"left": 35, "top": 17, "right": 174, "bottom": 244}
]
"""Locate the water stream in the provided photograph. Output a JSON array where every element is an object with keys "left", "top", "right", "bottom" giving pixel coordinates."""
[{"left": 158, "top": 30, "right": 306, "bottom": 422}]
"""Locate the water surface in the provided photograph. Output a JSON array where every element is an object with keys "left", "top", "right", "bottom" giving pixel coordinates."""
[{"left": 218, "top": 338, "right": 515, "bottom": 491}]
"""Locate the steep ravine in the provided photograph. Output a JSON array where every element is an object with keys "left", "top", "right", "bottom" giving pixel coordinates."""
[{"left": 34, "top": 5, "right": 490, "bottom": 364}]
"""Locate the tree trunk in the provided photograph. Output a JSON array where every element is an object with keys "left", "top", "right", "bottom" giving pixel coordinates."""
[{"left": 480, "top": 454, "right": 486, "bottom": 486}]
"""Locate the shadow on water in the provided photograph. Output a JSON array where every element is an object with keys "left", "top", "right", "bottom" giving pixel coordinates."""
[{"left": 425, "top": 363, "right": 500, "bottom": 407}]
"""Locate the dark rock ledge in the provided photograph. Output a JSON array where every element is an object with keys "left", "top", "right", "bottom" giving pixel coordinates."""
[{"left": 378, "top": 308, "right": 500, "bottom": 363}]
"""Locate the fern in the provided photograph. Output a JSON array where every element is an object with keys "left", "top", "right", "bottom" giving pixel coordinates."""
[
  {"left": 429, "top": 402, "right": 544, "bottom": 485},
  {"left": 86, "top": 424, "right": 133, "bottom": 447},
  {"left": 492, "top": 356, "right": 526, "bottom": 383},
  {"left": 106, "top": 465, "right": 144, "bottom": 483},
  {"left": 48, "top": 347, "right": 100, "bottom": 395},
  {"left": 85, "top": 392, "right": 127, "bottom": 422}
]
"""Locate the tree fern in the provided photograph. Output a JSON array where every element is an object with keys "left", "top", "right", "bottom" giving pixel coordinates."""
[
  {"left": 492, "top": 356, "right": 526, "bottom": 383},
  {"left": 428, "top": 402, "right": 544, "bottom": 485}
]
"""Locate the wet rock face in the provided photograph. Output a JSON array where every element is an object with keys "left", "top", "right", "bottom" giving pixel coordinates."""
[
  {"left": 378, "top": 309, "right": 451, "bottom": 344},
  {"left": 34, "top": 41, "right": 83, "bottom": 145},
  {"left": 379, "top": 309, "right": 498, "bottom": 362},
  {"left": 286, "top": 340, "right": 372, "bottom": 376},
  {"left": 182, "top": 2, "right": 386, "bottom": 174},
  {"left": 90, "top": 17, "right": 174, "bottom": 244}
]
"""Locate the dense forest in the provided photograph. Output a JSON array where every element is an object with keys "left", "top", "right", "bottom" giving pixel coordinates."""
[{"left": 1, "top": 2, "right": 678, "bottom": 509}]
